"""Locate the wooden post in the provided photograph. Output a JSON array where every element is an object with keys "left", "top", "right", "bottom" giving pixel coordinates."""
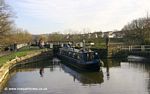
[{"left": 105, "top": 34, "right": 110, "bottom": 58}]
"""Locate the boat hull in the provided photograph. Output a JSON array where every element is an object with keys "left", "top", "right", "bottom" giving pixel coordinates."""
[{"left": 57, "top": 54, "right": 100, "bottom": 71}]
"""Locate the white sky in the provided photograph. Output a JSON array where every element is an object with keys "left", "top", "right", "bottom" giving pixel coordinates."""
[{"left": 6, "top": 0, "right": 150, "bottom": 34}]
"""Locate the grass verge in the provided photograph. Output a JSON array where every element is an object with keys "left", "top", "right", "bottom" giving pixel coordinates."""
[{"left": 0, "top": 46, "right": 47, "bottom": 67}]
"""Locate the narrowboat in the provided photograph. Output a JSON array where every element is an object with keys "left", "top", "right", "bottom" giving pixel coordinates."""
[{"left": 54, "top": 44, "right": 102, "bottom": 71}]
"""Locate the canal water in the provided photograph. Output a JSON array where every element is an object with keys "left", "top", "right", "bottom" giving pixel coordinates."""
[{"left": 2, "top": 58, "right": 150, "bottom": 94}]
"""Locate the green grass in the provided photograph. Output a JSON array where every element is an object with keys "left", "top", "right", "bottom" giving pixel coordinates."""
[{"left": 0, "top": 46, "right": 47, "bottom": 67}]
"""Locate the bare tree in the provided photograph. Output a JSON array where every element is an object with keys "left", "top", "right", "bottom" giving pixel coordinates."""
[
  {"left": 0, "top": 0, "right": 14, "bottom": 47},
  {"left": 0, "top": 2, "right": 13, "bottom": 35},
  {"left": 122, "top": 16, "right": 150, "bottom": 44}
]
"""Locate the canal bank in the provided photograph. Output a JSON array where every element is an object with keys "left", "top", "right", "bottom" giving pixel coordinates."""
[{"left": 0, "top": 49, "right": 52, "bottom": 92}]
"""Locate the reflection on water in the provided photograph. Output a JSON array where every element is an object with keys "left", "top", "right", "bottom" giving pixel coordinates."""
[
  {"left": 2, "top": 58, "right": 150, "bottom": 94},
  {"left": 106, "top": 62, "right": 110, "bottom": 80},
  {"left": 39, "top": 67, "right": 44, "bottom": 77},
  {"left": 103, "top": 59, "right": 121, "bottom": 80},
  {"left": 61, "top": 64, "right": 103, "bottom": 85}
]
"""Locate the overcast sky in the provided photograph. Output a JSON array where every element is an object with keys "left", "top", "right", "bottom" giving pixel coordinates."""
[{"left": 6, "top": 0, "right": 150, "bottom": 34}]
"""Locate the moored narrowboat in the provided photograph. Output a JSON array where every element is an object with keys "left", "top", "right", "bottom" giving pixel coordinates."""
[{"left": 54, "top": 44, "right": 102, "bottom": 71}]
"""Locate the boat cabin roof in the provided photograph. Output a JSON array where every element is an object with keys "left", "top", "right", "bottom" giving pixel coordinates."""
[{"left": 60, "top": 47, "right": 94, "bottom": 54}]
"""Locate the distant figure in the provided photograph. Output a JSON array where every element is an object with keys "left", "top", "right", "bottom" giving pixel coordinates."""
[{"left": 39, "top": 67, "right": 44, "bottom": 77}]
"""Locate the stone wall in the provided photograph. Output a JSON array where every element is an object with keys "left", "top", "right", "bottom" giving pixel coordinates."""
[{"left": 0, "top": 50, "right": 52, "bottom": 92}]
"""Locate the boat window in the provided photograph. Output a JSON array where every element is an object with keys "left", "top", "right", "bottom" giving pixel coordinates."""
[
  {"left": 82, "top": 53, "right": 88, "bottom": 62},
  {"left": 87, "top": 52, "right": 94, "bottom": 61},
  {"left": 77, "top": 53, "right": 80, "bottom": 60},
  {"left": 74, "top": 53, "right": 78, "bottom": 59},
  {"left": 79, "top": 54, "right": 82, "bottom": 60},
  {"left": 68, "top": 51, "right": 71, "bottom": 56},
  {"left": 72, "top": 52, "right": 80, "bottom": 60},
  {"left": 73, "top": 53, "right": 75, "bottom": 58}
]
